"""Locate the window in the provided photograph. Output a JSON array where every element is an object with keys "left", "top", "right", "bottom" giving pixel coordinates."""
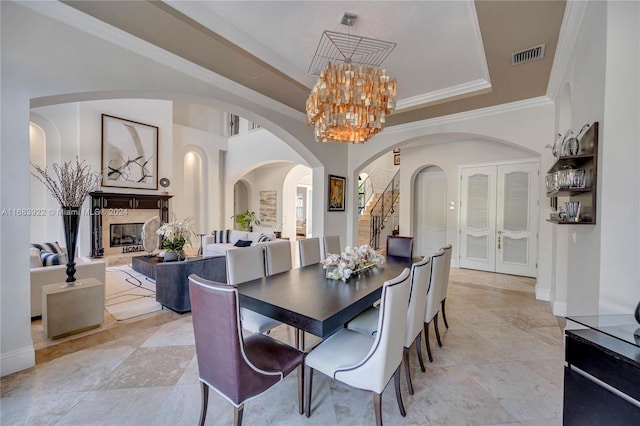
[
  {"left": 296, "top": 195, "right": 304, "bottom": 219},
  {"left": 229, "top": 114, "right": 239, "bottom": 136}
]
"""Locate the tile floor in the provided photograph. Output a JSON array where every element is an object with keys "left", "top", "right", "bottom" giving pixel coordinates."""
[{"left": 1, "top": 268, "right": 566, "bottom": 425}]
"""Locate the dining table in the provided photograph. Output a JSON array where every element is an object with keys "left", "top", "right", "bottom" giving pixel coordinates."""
[{"left": 237, "top": 255, "right": 414, "bottom": 342}]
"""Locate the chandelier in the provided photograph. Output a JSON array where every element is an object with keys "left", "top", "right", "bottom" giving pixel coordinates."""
[{"left": 306, "top": 14, "right": 397, "bottom": 144}]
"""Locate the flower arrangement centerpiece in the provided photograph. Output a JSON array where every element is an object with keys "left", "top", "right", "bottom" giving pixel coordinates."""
[
  {"left": 321, "top": 244, "right": 385, "bottom": 281},
  {"left": 30, "top": 158, "right": 101, "bottom": 283},
  {"left": 156, "top": 216, "right": 194, "bottom": 261}
]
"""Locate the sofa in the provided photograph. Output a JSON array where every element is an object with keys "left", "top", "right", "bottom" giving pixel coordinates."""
[
  {"left": 30, "top": 246, "right": 106, "bottom": 318},
  {"left": 201, "top": 229, "right": 276, "bottom": 257}
]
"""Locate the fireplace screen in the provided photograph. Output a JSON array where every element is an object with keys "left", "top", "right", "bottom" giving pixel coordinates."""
[{"left": 110, "top": 223, "right": 143, "bottom": 247}]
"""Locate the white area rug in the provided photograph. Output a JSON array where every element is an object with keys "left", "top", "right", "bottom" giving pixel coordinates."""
[{"left": 105, "top": 265, "right": 161, "bottom": 320}]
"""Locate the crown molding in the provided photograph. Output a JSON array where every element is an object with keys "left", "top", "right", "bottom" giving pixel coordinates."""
[
  {"left": 546, "top": 1, "right": 590, "bottom": 100},
  {"left": 15, "top": 0, "right": 305, "bottom": 122},
  {"left": 396, "top": 79, "right": 492, "bottom": 111},
  {"left": 387, "top": 96, "right": 553, "bottom": 134}
]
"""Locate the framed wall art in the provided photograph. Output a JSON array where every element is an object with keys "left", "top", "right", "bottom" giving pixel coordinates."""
[
  {"left": 101, "top": 114, "right": 158, "bottom": 190},
  {"left": 394, "top": 153, "right": 401, "bottom": 165},
  {"left": 328, "top": 174, "right": 346, "bottom": 212}
]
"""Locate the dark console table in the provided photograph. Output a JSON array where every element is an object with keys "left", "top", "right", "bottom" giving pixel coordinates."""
[
  {"left": 132, "top": 255, "right": 226, "bottom": 313},
  {"left": 564, "top": 315, "right": 640, "bottom": 425}
]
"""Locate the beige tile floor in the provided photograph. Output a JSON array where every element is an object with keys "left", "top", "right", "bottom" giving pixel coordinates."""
[{"left": 1, "top": 268, "right": 565, "bottom": 425}]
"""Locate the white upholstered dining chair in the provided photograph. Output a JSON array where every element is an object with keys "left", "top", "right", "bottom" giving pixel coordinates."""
[
  {"left": 304, "top": 268, "right": 412, "bottom": 426},
  {"left": 264, "top": 240, "right": 292, "bottom": 276},
  {"left": 346, "top": 255, "right": 432, "bottom": 394},
  {"left": 298, "top": 237, "right": 321, "bottom": 267},
  {"left": 226, "top": 245, "right": 282, "bottom": 334},
  {"left": 321, "top": 235, "right": 341, "bottom": 258},
  {"left": 424, "top": 249, "right": 446, "bottom": 362},
  {"left": 439, "top": 244, "right": 453, "bottom": 329}
]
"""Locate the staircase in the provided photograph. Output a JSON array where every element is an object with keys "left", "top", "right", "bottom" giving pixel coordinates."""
[{"left": 357, "top": 192, "right": 400, "bottom": 246}]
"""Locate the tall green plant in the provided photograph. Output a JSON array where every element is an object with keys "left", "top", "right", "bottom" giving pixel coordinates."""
[{"left": 231, "top": 210, "right": 261, "bottom": 231}]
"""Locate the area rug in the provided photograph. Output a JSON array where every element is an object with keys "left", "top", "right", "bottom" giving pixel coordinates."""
[{"left": 104, "top": 265, "right": 162, "bottom": 320}]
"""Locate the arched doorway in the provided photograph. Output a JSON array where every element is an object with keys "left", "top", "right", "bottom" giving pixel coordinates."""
[{"left": 233, "top": 180, "right": 250, "bottom": 230}]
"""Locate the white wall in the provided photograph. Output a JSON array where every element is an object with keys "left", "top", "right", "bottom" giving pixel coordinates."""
[{"left": 598, "top": 0, "right": 640, "bottom": 314}]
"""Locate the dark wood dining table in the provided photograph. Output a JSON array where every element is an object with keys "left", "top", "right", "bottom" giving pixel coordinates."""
[{"left": 237, "top": 255, "right": 413, "bottom": 340}]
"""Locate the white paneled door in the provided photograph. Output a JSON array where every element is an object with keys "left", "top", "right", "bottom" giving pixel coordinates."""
[
  {"left": 415, "top": 168, "right": 447, "bottom": 258},
  {"left": 459, "top": 162, "right": 538, "bottom": 277}
]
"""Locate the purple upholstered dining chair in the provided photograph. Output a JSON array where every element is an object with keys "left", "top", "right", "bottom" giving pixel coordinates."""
[
  {"left": 386, "top": 235, "right": 414, "bottom": 259},
  {"left": 188, "top": 274, "right": 304, "bottom": 426}
]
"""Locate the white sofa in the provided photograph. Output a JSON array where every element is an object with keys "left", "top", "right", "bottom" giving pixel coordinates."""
[
  {"left": 30, "top": 249, "right": 106, "bottom": 318},
  {"left": 201, "top": 230, "right": 276, "bottom": 257}
]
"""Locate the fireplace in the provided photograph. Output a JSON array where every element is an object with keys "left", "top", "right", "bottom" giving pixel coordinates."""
[
  {"left": 110, "top": 223, "right": 143, "bottom": 248},
  {"left": 90, "top": 192, "right": 172, "bottom": 258}
]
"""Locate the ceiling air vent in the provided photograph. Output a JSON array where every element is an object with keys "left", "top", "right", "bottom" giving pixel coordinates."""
[{"left": 511, "top": 44, "right": 545, "bottom": 65}]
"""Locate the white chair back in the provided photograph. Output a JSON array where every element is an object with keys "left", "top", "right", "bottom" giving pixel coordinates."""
[
  {"left": 226, "top": 245, "right": 265, "bottom": 284},
  {"left": 440, "top": 244, "right": 452, "bottom": 302},
  {"left": 298, "top": 237, "right": 321, "bottom": 267},
  {"left": 334, "top": 268, "right": 411, "bottom": 394},
  {"left": 425, "top": 249, "right": 446, "bottom": 322},
  {"left": 404, "top": 256, "right": 431, "bottom": 348},
  {"left": 322, "top": 235, "right": 341, "bottom": 258},
  {"left": 265, "top": 240, "right": 292, "bottom": 276}
]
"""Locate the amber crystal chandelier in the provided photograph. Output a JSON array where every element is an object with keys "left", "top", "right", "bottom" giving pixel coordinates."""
[{"left": 306, "top": 14, "right": 397, "bottom": 144}]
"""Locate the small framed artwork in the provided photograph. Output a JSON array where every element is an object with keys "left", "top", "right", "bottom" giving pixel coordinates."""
[
  {"left": 101, "top": 114, "right": 158, "bottom": 190},
  {"left": 394, "top": 153, "right": 401, "bottom": 165},
  {"left": 328, "top": 174, "right": 346, "bottom": 211}
]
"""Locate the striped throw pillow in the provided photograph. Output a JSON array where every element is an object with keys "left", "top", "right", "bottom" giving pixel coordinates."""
[
  {"left": 40, "top": 250, "right": 67, "bottom": 266},
  {"left": 211, "top": 230, "right": 231, "bottom": 243},
  {"left": 31, "top": 242, "right": 63, "bottom": 254},
  {"left": 257, "top": 234, "right": 272, "bottom": 243}
]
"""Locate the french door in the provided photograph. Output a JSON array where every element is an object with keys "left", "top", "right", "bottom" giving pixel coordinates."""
[{"left": 459, "top": 161, "right": 538, "bottom": 277}]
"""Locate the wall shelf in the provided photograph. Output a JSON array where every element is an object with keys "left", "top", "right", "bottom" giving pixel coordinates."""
[{"left": 546, "top": 122, "right": 599, "bottom": 225}]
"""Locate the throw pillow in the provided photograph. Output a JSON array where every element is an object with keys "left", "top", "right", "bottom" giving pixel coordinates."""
[
  {"left": 257, "top": 234, "right": 272, "bottom": 243},
  {"left": 40, "top": 250, "right": 67, "bottom": 266},
  {"left": 233, "top": 240, "right": 252, "bottom": 247},
  {"left": 31, "top": 242, "right": 63, "bottom": 254},
  {"left": 211, "top": 230, "right": 231, "bottom": 243}
]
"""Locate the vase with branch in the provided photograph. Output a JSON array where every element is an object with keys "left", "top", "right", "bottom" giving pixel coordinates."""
[{"left": 31, "top": 158, "right": 101, "bottom": 283}]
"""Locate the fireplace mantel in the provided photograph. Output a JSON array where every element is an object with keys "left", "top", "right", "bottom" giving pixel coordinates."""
[{"left": 89, "top": 192, "right": 172, "bottom": 257}]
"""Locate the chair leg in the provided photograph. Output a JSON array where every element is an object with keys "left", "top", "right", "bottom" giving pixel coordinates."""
[
  {"left": 234, "top": 404, "right": 244, "bottom": 426},
  {"left": 441, "top": 298, "right": 449, "bottom": 329},
  {"left": 297, "top": 365, "right": 304, "bottom": 415},
  {"left": 295, "top": 329, "right": 305, "bottom": 351},
  {"left": 199, "top": 382, "right": 209, "bottom": 426},
  {"left": 304, "top": 365, "right": 313, "bottom": 418},
  {"left": 394, "top": 366, "right": 406, "bottom": 417},
  {"left": 434, "top": 314, "right": 443, "bottom": 347},
  {"left": 373, "top": 392, "right": 383, "bottom": 426},
  {"left": 424, "top": 322, "right": 433, "bottom": 362},
  {"left": 403, "top": 347, "right": 414, "bottom": 395},
  {"left": 415, "top": 333, "right": 426, "bottom": 372}
]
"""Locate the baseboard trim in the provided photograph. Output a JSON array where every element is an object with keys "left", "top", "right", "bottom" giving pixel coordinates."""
[
  {"left": 553, "top": 301, "right": 567, "bottom": 317},
  {"left": 1, "top": 345, "right": 35, "bottom": 377},
  {"left": 535, "top": 287, "right": 551, "bottom": 301}
]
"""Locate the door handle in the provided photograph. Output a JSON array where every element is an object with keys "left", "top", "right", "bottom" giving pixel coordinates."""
[{"left": 497, "top": 230, "right": 502, "bottom": 250}]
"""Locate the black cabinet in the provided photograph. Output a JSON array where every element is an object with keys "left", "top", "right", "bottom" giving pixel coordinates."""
[{"left": 564, "top": 316, "right": 640, "bottom": 425}]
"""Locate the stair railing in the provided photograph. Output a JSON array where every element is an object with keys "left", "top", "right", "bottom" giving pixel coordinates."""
[
  {"left": 357, "top": 175, "right": 374, "bottom": 216},
  {"left": 369, "top": 170, "right": 400, "bottom": 249}
]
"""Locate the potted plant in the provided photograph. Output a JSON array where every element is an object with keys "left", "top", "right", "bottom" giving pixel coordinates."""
[
  {"left": 231, "top": 210, "right": 261, "bottom": 231},
  {"left": 156, "top": 216, "right": 194, "bottom": 261}
]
